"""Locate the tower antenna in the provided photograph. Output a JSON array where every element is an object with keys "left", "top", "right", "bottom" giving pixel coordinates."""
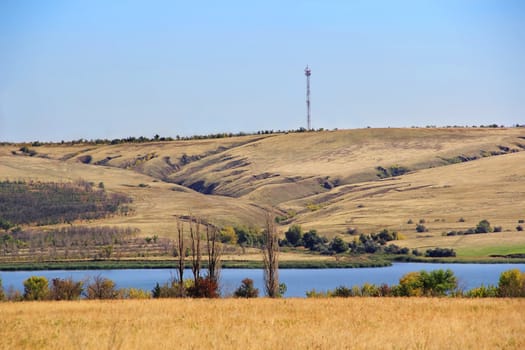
[{"left": 305, "top": 65, "right": 311, "bottom": 131}]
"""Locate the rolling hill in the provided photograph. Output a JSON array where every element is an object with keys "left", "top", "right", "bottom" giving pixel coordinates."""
[{"left": 1, "top": 127, "right": 524, "bottom": 257}]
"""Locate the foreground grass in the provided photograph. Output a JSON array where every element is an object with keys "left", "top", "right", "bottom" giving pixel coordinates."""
[{"left": 1, "top": 298, "right": 524, "bottom": 349}]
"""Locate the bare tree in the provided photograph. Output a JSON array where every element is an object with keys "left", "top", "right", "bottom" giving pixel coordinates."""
[
  {"left": 189, "top": 217, "right": 202, "bottom": 284},
  {"left": 205, "top": 224, "right": 222, "bottom": 283},
  {"left": 175, "top": 218, "right": 185, "bottom": 287},
  {"left": 262, "top": 212, "right": 279, "bottom": 297}
]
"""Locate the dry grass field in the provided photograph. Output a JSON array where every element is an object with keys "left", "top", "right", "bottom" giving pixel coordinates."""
[
  {"left": 1, "top": 127, "right": 525, "bottom": 258},
  {"left": 0, "top": 298, "right": 524, "bottom": 349}
]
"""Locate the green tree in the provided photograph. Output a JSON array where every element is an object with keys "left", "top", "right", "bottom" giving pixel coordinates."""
[
  {"left": 330, "top": 236, "right": 348, "bottom": 254},
  {"left": 498, "top": 269, "right": 525, "bottom": 297},
  {"left": 23, "top": 276, "right": 49, "bottom": 301},
  {"left": 303, "top": 229, "right": 324, "bottom": 250},
  {"left": 419, "top": 269, "right": 457, "bottom": 296},
  {"left": 475, "top": 219, "right": 492, "bottom": 233},
  {"left": 285, "top": 224, "right": 303, "bottom": 246},
  {"left": 0, "top": 218, "right": 13, "bottom": 231}
]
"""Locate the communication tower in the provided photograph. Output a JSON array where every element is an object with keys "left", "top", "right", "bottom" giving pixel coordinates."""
[{"left": 305, "top": 65, "right": 312, "bottom": 130}]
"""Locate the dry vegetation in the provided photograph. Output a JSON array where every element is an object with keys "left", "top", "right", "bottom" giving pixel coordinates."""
[
  {"left": 1, "top": 127, "right": 525, "bottom": 259},
  {"left": 0, "top": 298, "right": 524, "bottom": 349}
]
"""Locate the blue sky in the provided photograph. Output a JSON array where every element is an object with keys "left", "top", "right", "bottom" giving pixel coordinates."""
[{"left": 0, "top": 0, "right": 524, "bottom": 142}]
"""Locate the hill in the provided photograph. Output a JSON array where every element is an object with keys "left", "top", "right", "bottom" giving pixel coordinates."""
[{"left": 1, "top": 127, "right": 524, "bottom": 259}]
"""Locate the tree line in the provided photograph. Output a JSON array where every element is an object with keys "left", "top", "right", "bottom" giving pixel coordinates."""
[
  {"left": 0, "top": 180, "right": 132, "bottom": 228},
  {"left": 306, "top": 268, "right": 525, "bottom": 298}
]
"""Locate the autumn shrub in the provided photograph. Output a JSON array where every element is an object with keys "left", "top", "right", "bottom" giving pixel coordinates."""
[
  {"left": 186, "top": 277, "right": 219, "bottom": 298},
  {"left": 122, "top": 288, "right": 151, "bottom": 299},
  {"left": 497, "top": 269, "right": 525, "bottom": 297},
  {"left": 234, "top": 278, "right": 259, "bottom": 298},
  {"left": 49, "top": 277, "right": 83, "bottom": 300},
  {"left": 85, "top": 275, "right": 119, "bottom": 299},
  {"left": 464, "top": 285, "right": 498, "bottom": 298}
]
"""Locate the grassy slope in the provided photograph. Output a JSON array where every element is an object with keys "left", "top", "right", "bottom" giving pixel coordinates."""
[
  {"left": 1, "top": 299, "right": 524, "bottom": 349},
  {"left": 1, "top": 127, "right": 524, "bottom": 258}
]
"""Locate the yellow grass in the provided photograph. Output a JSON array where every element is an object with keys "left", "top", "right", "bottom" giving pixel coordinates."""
[{"left": 1, "top": 298, "right": 524, "bottom": 349}]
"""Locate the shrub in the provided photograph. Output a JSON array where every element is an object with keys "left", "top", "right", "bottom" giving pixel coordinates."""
[
  {"left": 305, "top": 289, "right": 329, "bottom": 298},
  {"left": 85, "top": 275, "right": 119, "bottom": 299},
  {"left": 151, "top": 281, "right": 185, "bottom": 298},
  {"left": 497, "top": 269, "right": 525, "bottom": 297},
  {"left": 332, "top": 285, "right": 353, "bottom": 297},
  {"left": 234, "top": 226, "right": 263, "bottom": 247},
  {"left": 458, "top": 217, "right": 466, "bottom": 222},
  {"left": 186, "top": 277, "right": 219, "bottom": 298},
  {"left": 425, "top": 247, "right": 456, "bottom": 257},
  {"left": 23, "top": 276, "right": 49, "bottom": 301},
  {"left": 0, "top": 277, "right": 4, "bottom": 301},
  {"left": 220, "top": 226, "right": 237, "bottom": 244},
  {"left": 346, "top": 227, "right": 360, "bottom": 235},
  {"left": 407, "top": 219, "right": 413, "bottom": 224},
  {"left": 330, "top": 236, "right": 348, "bottom": 254},
  {"left": 0, "top": 218, "right": 13, "bottom": 231},
  {"left": 384, "top": 244, "right": 409, "bottom": 255},
  {"left": 412, "top": 249, "right": 422, "bottom": 256},
  {"left": 285, "top": 225, "right": 303, "bottom": 246},
  {"left": 361, "top": 283, "right": 380, "bottom": 297},
  {"left": 493, "top": 226, "right": 502, "bottom": 233},
  {"left": 122, "top": 288, "right": 151, "bottom": 299},
  {"left": 302, "top": 230, "right": 327, "bottom": 251},
  {"left": 416, "top": 224, "right": 427, "bottom": 233},
  {"left": 397, "top": 272, "right": 423, "bottom": 296},
  {"left": 475, "top": 219, "right": 492, "bottom": 233},
  {"left": 517, "top": 225, "right": 524, "bottom": 232},
  {"left": 465, "top": 285, "right": 498, "bottom": 298},
  {"left": 234, "top": 278, "right": 259, "bottom": 298},
  {"left": 519, "top": 219, "right": 525, "bottom": 224},
  {"left": 49, "top": 277, "right": 83, "bottom": 300}
]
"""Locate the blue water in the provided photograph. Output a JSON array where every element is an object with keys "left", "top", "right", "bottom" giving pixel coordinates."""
[{"left": 1, "top": 263, "right": 524, "bottom": 297}]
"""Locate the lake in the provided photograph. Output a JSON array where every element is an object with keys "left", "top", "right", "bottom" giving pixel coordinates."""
[{"left": 1, "top": 263, "right": 524, "bottom": 297}]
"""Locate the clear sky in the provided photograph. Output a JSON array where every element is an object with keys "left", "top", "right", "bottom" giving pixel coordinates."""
[{"left": 0, "top": 0, "right": 524, "bottom": 142}]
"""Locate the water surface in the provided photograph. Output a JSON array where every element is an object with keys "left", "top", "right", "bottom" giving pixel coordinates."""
[{"left": 1, "top": 263, "right": 524, "bottom": 297}]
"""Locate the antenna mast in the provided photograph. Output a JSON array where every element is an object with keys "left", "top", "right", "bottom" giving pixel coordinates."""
[{"left": 305, "top": 65, "right": 311, "bottom": 130}]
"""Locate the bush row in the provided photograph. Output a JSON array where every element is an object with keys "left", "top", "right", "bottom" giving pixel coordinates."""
[{"left": 306, "top": 268, "right": 525, "bottom": 298}]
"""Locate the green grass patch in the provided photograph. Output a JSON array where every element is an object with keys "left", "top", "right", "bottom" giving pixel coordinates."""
[{"left": 457, "top": 244, "right": 525, "bottom": 258}]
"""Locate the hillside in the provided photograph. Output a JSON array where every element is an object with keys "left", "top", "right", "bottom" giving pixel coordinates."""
[{"left": 1, "top": 127, "right": 525, "bottom": 258}]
